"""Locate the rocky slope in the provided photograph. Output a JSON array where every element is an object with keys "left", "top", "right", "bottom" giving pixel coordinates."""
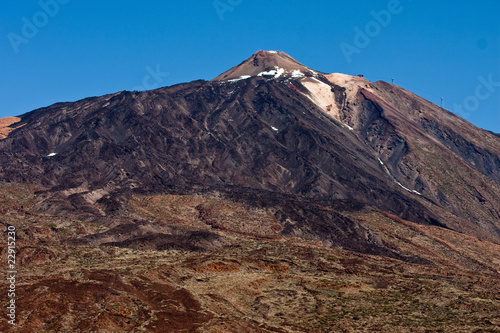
[
  {"left": 0, "top": 182, "right": 499, "bottom": 332},
  {"left": 1, "top": 51, "right": 499, "bottom": 250},
  {"left": 1, "top": 50, "right": 500, "bottom": 332},
  {"left": 0, "top": 117, "right": 22, "bottom": 140}
]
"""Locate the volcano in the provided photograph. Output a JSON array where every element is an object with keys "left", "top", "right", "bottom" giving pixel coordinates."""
[
  {"left": 0, "top": 51, "right": 499, "bottom": 331},
  {"left": 1, "top": 50, "right": 499, "bottom": 245}
]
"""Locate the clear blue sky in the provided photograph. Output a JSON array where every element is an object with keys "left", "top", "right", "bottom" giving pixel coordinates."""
[{"left": 1, "top": 1, "right": 499, "bottom": 132}]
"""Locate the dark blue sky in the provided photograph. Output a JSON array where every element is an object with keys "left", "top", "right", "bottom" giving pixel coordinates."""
[{"left": 1, "top": 0, "right": 499, "bottom": 132}]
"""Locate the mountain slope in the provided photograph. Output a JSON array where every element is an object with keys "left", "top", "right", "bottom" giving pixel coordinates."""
[
  {"left": 0, "top": 181, "right": 499, "bottom": 332},
  {"left": 0, "top": 51, "right": 499, "bottom": 251},
  {"left": 1, "top": 51, "right": 500, "bottom": 332},
  {"left": 324, "top": 75, "right": 500, "bottom": 240}
]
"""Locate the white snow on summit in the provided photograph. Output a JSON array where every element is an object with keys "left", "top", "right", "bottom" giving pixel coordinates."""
[
  {"left": 291, "top": 70, "right": 304, "bottom": 78},
  {"left": 257, "top": 66, "right": 285, "bottom": 79}
]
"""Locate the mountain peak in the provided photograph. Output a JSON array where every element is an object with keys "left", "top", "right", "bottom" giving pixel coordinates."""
[
  {"left": 250, "top": 50, "right": 299, "bottom": 64},
  {"left": 213, "top": 50, "right": 315, "bottom": 81}
]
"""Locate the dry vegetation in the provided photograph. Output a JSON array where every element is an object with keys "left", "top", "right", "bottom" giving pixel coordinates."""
[
  {"left": 0, "top": 117, "right": 22, "bottom": 140},
  {"left": 0, "top": 183, "right": 499, "bottom": 332}
]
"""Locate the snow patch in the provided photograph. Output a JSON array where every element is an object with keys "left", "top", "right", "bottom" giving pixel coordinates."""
[
  {"left": 258, "top": 69, "right": 277, "bottom": 77},
  {"left": 291, "top": 69, "right": 304, "bottom": 78},
  {"left": 274, "top": 67, "right": 285, "bottom": 79},
  {"left": 378, "top": 158, "right": 384, "bottom": 165},
  {"left": 396, "top": 181, "right": 421, "bottom": 196},
  {"left": 343, "top": 124, "right": 353, "bottom": 131},
  {"left": 257, "top": 66, "right": 285, "bottom": 79},
  {"left": 271, "top": 126, "right": 279, "bottom": 131},
  {"left": 227, "top": 75, "right": 251, "bottom": 83},
  {"left": 309, "top": 77, "right": 323, "bottom": 83},
  {"left": 47, "top": 153, "right": 57, "bottom": 157},
  {"left": 268, "top": 51, "right": 277, "bottom": 54}
]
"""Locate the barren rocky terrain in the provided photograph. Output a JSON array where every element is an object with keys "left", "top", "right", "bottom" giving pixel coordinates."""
[
  {"left": 0, "top": 182, "right": 499, "bottom": 332},
  {"left": 1, "top": 51, "right": 499, "bottom": 331}
]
